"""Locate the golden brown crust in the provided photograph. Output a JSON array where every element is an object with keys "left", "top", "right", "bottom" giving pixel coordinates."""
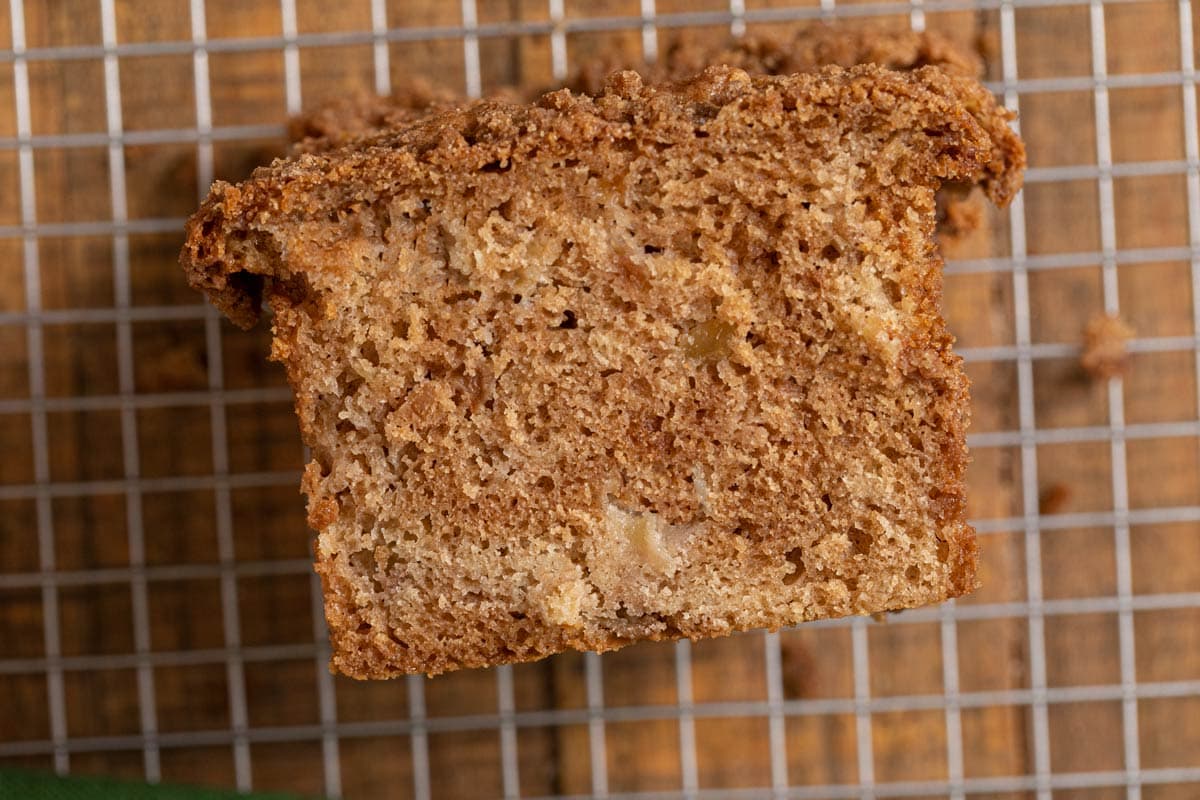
[
  {"left": 182, "top": 65, "right": 1020, "bottom": 677},
  {"left": 287, "top": 26, "right": 997, "bottom": 243},
  {"left": 288, "top": 80, "right": 526, "bottom": 156},
  {"left": 184, "top": 65, "right": 1023, "bottom": 329},
  {"left": 569, "top": 26, "right": 980, "bottom": 98},
  {"left": 286, "top": 83, "right": 453, "bottom": 150},
  {"left": 291, "top": 26, "right": 982, "bottom": 154}
]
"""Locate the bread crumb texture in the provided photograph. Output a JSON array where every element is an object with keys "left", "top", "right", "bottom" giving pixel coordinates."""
[
  {"left": 1081, "top": 312, "right": 1134, "bottom": 380},
  {"left": 181, "top": 65, "right": 1025, "bottom": 677},
  {"left": 290, "top": 27, "right": 991, "bottom": 246},
  {"left": 291, "top": 27, "right": 982, "bottom": 154}
]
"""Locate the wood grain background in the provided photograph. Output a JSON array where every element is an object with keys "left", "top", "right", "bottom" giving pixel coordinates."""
[{"left": 0, "top": 1, "right": 1198, "bottom": 798}]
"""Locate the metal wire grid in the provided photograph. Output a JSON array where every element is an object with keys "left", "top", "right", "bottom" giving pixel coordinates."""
[{"left": 0, "top": 0, "right": 1197, "bottom": 798}]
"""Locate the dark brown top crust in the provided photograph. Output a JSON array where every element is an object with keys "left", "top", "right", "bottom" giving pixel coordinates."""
[
  {"left": 288, "top": 26, "right": 982, "bottom": 154},
  {"left": 183, "top": 64, "right": 1023, "bottom": 330}
]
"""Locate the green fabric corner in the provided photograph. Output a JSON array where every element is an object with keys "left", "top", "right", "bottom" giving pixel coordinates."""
[{"left": 0, "top": 769, "right": 313, "bottom": 800}]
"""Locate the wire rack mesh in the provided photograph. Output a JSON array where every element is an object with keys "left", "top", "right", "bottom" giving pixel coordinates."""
[{"left": 0, "top": 0, "right": 1198, "bottom": 798}]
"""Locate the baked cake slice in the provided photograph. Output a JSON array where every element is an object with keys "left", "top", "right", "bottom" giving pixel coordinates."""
[{"left": 181, "top": 65, "right": 1024, "bottom": 677}]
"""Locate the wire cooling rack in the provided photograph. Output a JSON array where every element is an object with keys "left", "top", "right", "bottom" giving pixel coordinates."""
[{"left": 0, "top": 0, "right": 1198, "bottom": 798}]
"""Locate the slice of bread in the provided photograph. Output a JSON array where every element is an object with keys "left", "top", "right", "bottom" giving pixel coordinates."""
[{"left": 181, "top": 65, "right": 1024, "bottom": 677}]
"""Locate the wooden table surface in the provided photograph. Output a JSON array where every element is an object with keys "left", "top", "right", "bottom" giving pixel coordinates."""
[{"left": 0, "top": 1, "right": 1198, "bottom": 798}]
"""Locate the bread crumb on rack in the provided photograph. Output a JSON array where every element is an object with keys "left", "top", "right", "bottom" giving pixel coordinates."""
[
  {"left": 1081, "top": 313, "right": 1135, "bottom": 380},
  {"left": 1038, "top": 483, "right": 1073, "bottom": 515}
]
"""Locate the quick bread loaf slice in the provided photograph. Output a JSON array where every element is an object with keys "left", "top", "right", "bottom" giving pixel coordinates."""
[{"left": 181, "top": 65, "right": 1024, "bottom": 677}]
